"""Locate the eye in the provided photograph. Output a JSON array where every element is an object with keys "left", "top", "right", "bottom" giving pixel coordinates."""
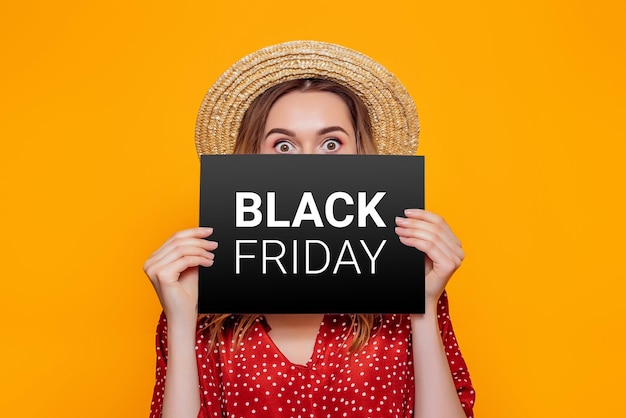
[
  {"left": 321, "top": 138, "right": 341, "bottom": 152},
  {"left": 274, "top": 141, "right": 295, "bottom": 153}
]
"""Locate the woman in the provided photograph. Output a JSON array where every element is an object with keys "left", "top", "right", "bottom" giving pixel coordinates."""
[{"left": 145, "top": 41, "right": 474, "bottom": 418}]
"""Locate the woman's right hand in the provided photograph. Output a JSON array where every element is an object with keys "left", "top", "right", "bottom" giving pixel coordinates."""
[{"left": 143, "top": 227, "right": 218, "bottom": 321}]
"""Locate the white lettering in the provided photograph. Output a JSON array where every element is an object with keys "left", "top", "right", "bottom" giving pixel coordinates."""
[
  {"left": 236, "top": 192, "right": 262, "bottom": 227},
  {"left": 235, "top": 239, "right": 257, "bottom": 274},
  {"left": 305, "top": 240, "right": 330, "bottom": 274},
  {"left": 234, "top": 239, "right": 387, "bottom": 276},
  {"left": 292, "top": 239, "right": 297, "bottom": 274},
  {"left": 292, "top": 192, "right": 324, "bottom": 227},
  {"left": 357, "top": 192, "right": 386, "bottom": 227},
  {"left": 267, "top": 191, "right": 290, "bottom": 227},
  {"left": 325, "top": 192, "right": 354, "bottom": 228},
  {"left": 333, "top": 240, "right": 361, "bottom": 274},
  {"left": 262, "top": 240, "right": 287, "bottom": 274},
  {"left": 360, "top": 240, "right": 387, "bottom": 274}
]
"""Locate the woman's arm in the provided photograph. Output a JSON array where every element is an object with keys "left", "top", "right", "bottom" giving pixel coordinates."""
[
  {"left": 144, "top": 227, "right": 218, "bottom": 418},
  {"left": 395, "top": 209, "right": 471, "bottom": 418},
  {"left": 410, "top": 300, "right": 469, "bottom": 418}
]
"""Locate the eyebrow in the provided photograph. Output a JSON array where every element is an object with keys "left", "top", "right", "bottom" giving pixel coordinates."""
[
  {"left": 264, "top": 126, "right": 349, "bottom": 139},
  {"left": 318, "top": 126, "right": 349, "bottom": 136},
  {"left": 265, "top": 128, "right": 295, "bottom": 138}
]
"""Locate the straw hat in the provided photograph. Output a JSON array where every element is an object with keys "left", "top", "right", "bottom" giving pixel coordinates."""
[{"left": 195, "top": 40, "right": 419, "bottom": 156}]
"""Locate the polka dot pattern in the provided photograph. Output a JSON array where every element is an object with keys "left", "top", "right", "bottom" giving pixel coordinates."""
[{"left": 149, "top": 292, "right": 474, "bottom": 417}]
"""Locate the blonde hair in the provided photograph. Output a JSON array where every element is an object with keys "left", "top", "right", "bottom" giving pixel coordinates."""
[
  {"left": 200, "top": 78, "right": 379, "bottom": 353},
  {"left": 201, "top": 314, "right": 378, "bottom": 353}
]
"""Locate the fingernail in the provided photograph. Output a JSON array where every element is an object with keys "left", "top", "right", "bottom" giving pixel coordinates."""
[{"left": 395, "top": 216, "right": 407, "bottom": 225}]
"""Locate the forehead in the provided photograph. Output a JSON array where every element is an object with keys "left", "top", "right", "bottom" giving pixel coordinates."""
[{"left": 265, "top": 91, "right": 353, "bottom": 127}]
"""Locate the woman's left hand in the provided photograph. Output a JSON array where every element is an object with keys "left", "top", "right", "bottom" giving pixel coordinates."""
[{"left": 395, "top": 209, "right": 464, "bottom": 306}]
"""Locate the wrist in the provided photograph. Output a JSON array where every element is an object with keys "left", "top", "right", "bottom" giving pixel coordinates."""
[
  {"left": 411, "top": 301, "right": 439, "bottom": 327},
  {"left": 162, "top": 295, "right": 198, "bottom": 323},
  {"left": 164, "top": 309, "right": 198, "bottom": 337},
  {"left": 424, "top": 298, "right": 440, "bottom": 315}
]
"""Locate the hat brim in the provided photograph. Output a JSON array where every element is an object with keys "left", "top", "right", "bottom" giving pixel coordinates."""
[{"left": 195, "top": 40, "right": 419, "bottom": 156}]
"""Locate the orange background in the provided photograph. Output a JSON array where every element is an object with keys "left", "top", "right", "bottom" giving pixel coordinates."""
[{"left": 1, "top": 1, "right": 624, "bottom": 417}]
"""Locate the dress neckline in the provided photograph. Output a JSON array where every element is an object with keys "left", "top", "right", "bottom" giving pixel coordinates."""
[{"left": 259, "top": 314, "right": 328, "bottom": 368}]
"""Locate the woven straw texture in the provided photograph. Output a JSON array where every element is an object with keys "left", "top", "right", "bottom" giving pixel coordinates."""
[{"left": 195, "top": 40, "right": 419, "bottom": 156}]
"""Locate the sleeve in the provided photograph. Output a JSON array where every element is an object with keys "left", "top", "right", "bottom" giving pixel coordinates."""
[
  {"left": 149, "top": 312, "right": 223, "bottom": 418},
  {"left": 149, "top": 312, "right": 168, "bottom": 418},
  {"left": 437, "top": 291, "right": 476, "bottom": 418}
]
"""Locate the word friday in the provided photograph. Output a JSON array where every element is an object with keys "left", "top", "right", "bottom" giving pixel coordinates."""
[{"left": 235, "top": 239, "right": 387, "bottom": 275}]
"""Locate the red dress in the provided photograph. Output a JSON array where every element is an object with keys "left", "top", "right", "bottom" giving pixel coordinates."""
[{"left": 149, "top": 292, "right": 475, "bottom": 418}]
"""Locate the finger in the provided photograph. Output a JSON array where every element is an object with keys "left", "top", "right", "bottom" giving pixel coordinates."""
[
  {"left": 394, "top": 217, "right": 459, "bottom": 256},
  {"left": 146, "top": 236, "right": 218, "bottom": 268},
  {"left": 395, "top": 225, "right": 462, "bottom": 266},
  {"left": 397, "top": 235, "right": 463, "bottom": 275},
  {"left": 148, "top": 227, "right": 215, "bottom": 259},
  {"left": 402, "top": 209, "right": 462, "bottom": 248},
  {"left": 147, "top": 243, "right": 216, "bottom": 278},
  {"left": 394, "top": 217, "right": 463, "bottom": 261},
  {"left": 151, "top": 238, "right": 218, "bottom": 265},
  {"left": 148, "top": 255, "right": 214, "bottom": 287},
  {"left": 159, "top": 244, "right": 216, "bottom": 266}
]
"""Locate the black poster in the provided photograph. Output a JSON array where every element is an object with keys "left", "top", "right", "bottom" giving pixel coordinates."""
[{"left": 198, "top": 154, "right": 425, "bottom": 314}]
